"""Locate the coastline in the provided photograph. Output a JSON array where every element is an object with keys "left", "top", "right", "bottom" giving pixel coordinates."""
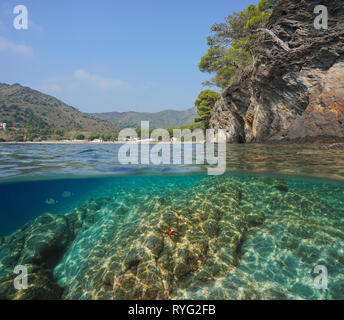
[
  {"left": 1, "top": 136, "right": 344, "bottom": 146},
  {"left": 0, "top": 140, "right": 207, "bottom": 145}
]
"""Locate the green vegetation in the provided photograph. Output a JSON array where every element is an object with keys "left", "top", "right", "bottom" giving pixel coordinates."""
[
  {"left": 14, "top": 134, "right": 24, "bottom": 142},
  {"left": 91, "top": 108, "right": 198, "bottom": 130},
  {"left": 102, "top": 133, "right": 114, "bottom": 142},
  {"left": 166, "top": 123, "right": 205, "bottom": 138},
  {"left": 131, "top": 123, "right": 204, "bottom": 140},
  {"left": 23, "top": 125, "right": 70, "bottom": 141},
  {"left": 189, "top": 0, "right": 277, "bottom": 130},
  {"left": 87, "top": 132, "right": 118, "bottom": 141},
  {"left": 194, "top": 90, "right": 221, "bottom": 128},
  {"left": 88, "top": 133, "right": 101, "bottom": 141},
  {"left": 0, "top": 83, "right": 119, "bottom": 142},
  {"left": 199, "top": 0, "right": 277, "bottom": 89},
  {"left": 135, "top": 128, "right": 154, "bottom": 139},
  {"left": 75, "top": 133, "right": 85, "bottom": 140}
]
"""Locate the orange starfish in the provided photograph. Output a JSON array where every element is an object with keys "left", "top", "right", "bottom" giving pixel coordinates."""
[{"left": 164, "top": 226, "right": 178, "bottom": 239}]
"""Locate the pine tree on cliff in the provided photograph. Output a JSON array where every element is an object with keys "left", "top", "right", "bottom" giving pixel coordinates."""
[
  {"left": 199, "top": 0, "right": 278, "bottom": 89},
  {"left": 194, "top": 90, "right": 221, "bottom": 128}
]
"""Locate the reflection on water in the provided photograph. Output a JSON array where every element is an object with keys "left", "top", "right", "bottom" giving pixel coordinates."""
[
  {"left": 0, "top": 143, "right": 344, "bottom": 181},
  {"left": 225, "top": 144, "right": 344, "bottom": 181}
]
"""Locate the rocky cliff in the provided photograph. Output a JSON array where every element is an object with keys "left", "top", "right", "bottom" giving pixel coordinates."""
[{"left": 209, "top": 0, "right": 344, "bottom": 143}]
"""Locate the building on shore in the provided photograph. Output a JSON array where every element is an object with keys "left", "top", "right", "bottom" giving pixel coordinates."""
[{"left": 0, "top": 123, "right": 7, "bottom": 131}]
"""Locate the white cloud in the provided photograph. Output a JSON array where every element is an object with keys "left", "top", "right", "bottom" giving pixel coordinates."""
[
  {"left": 36, "top": 70, "right": 128, "bottom": 99},
  {"left": 39, "top": 84, "right": 62, "bottom": 95},
  {"left": 0, "top": 36, "right": 33, "bottom": 56},
  {"left": 74, "top": 69, "right": 126, "bottom": 89}
]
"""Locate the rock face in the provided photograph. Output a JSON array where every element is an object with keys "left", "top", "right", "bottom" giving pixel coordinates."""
[
  {"left": 0, "top": 214, "right": 69, "bottom": 299},
  {"left": 0, "top": 201, "right": 99, "bottom": 299},
  {"left": 209, "top": 0, "right": 344, "bottom": 143}
]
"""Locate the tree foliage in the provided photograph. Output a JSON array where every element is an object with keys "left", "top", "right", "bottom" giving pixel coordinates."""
[
  {"left": 75, "top": 133, "right": 85, "bottom": 140},
  {"left": 194, "top": 90, "right": 221, "bottom": 128},
  {"left": 199, "top": 0, "right": 277, "bottom": 89}
]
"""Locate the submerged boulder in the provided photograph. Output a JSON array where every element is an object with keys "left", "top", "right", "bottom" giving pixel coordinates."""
[
  {"left": 1, "top": 175, "right": 344, "bottom": 300},
  {"left": 0, "top": 198, "right": 100, "bottom": 300},
  {"left": 52, "top": 175, "right": 344, "bottom": 300},
  {"left": 0, "top": 213, "right": 70, "bottom": 299}
]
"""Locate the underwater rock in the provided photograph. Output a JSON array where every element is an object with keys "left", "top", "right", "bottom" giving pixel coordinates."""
[
  {"left": 0, "top": 199, "right": 101, "bottom": 300},
  {"left": 0, "top": 264, "right": 63, "bottom": 300},
  {"left": 1, "top": 174, "right": 344, "bottom": 300},
  {"left": 52, "top": 176, "right": 248, "bottom": 299},
  {"left": 246, "top": 213, "right": 265, "bottom": 228},
  {"left": 0, "top": 213, "right": 71, "bottom": 299},
  {"left": 51, "top": 174, "right": 343, "bottom": 300}
]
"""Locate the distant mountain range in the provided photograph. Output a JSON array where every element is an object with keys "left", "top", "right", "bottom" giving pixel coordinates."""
[
  {"left": 0, "top": 83, "right": 118, "bottom": 133},
  {"left": 0, "top": 83, "right": 197, "bottom": 140},
  {"left": 90, "top": 108, "right": 198, "bottom": 129}
]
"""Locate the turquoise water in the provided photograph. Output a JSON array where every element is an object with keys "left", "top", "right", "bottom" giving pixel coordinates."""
[
  {"left": 0, "top": 143, "right": 344, "bottom": 300},
  {"left": 0, "top": 175, "right": 204, "bottom": 236}
]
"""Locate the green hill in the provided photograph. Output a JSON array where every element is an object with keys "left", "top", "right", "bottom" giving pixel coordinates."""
[
  {"left": 90, "top": 108, "right": 197, "bottom": 129},
  {"left": 0, "top": 83, "right": 118, "bottom": 140}
]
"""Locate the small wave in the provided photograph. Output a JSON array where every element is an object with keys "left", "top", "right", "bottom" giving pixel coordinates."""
[{"left": 79, "top": 149, "right": 97, "bottom": 154}]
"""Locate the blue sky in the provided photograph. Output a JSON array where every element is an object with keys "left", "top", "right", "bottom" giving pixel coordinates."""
[{"left": 0, "top": 0, "right": 258, "bottom": 113}]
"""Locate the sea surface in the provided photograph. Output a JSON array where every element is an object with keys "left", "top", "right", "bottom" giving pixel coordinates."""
[{"left": 0, "top": 143, "right": 343, "bottom": 300}]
